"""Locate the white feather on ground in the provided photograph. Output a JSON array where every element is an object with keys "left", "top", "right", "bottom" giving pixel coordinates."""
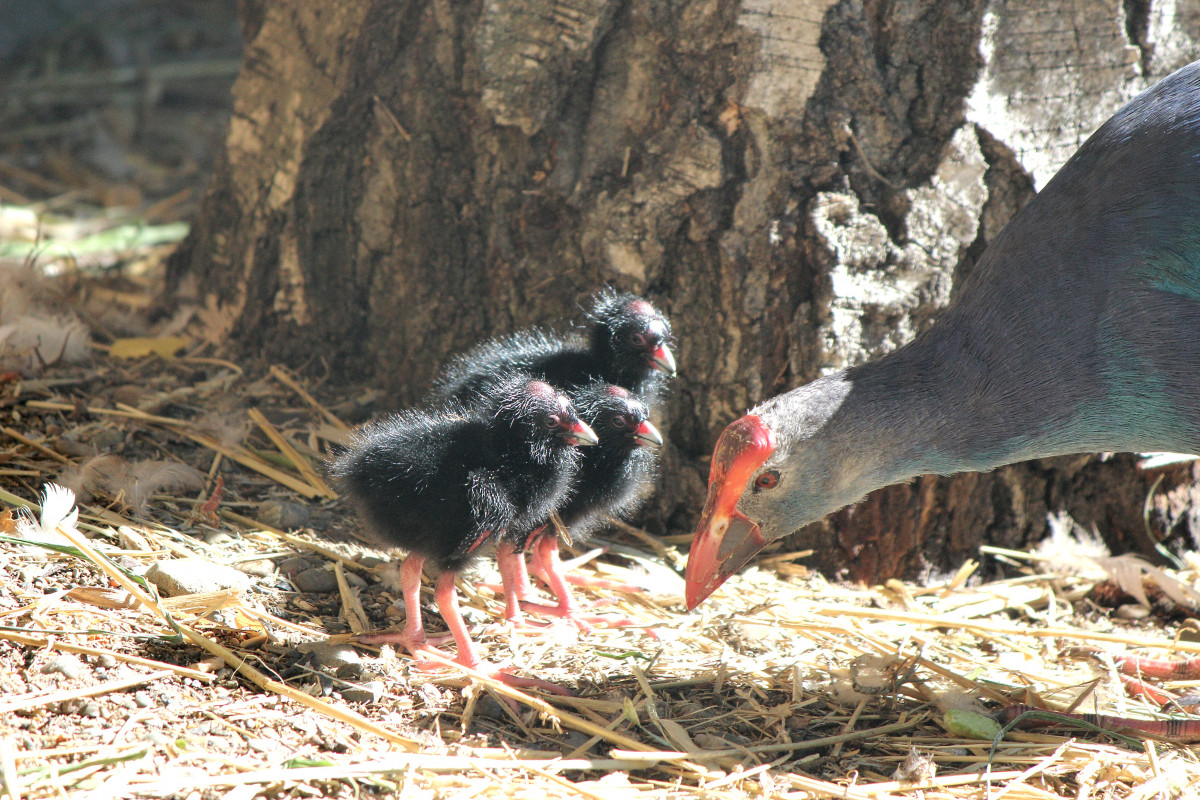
[
  {"left": 15, "top": 483, "right": 80, "bottom": 547},
  {"left": 0, "top": 264, "right": 92, "bottom": 375},
  {"left": 1034, "top": 512, "right": 1200, "bottom": 611}
]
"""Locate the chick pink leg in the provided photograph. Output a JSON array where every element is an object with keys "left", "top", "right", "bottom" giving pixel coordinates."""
[
  {"left": 496, "top": 541, "right": 540, "bottom": 625},
  {"left": 360, "top": 555, "right": 454, "bottom": 665},
  {"left": 530, "top": 544, "right": 648, "bottom": 594},
  {"left": 492, "top": 529, "right": 585, "bottom": 628},
  {"left": 432, "top": 570, "right": 568, "bottom": 695},
  {"left": 526, "top": 534, "right": 650, "bottom": 633}
]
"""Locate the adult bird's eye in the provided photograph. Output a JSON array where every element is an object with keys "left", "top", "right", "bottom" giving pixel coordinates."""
[{"left": 755, "top": 470, "right": 780, "bottom": 490}]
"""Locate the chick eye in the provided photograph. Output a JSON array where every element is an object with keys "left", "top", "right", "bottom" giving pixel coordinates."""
[
  {"left": 755, "top": 470, "right": 780, "bottom": 490},
  {"left": 545, "top": 416, "right": 561, "bottom": 429},
  {"left": 629, "top": 332, "right": 647, "bottom": 348},
  {"left": 610, "top": 416, "right": 630, "bottom": 430}
]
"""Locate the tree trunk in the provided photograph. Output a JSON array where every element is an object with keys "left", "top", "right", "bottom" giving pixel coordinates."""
[{"left": 169, "top": 0, "right": 1200, "bottom": 584}]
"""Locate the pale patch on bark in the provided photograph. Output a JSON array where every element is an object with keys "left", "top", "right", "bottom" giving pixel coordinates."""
[
  {"left": 587, "top": 123, "right": 724, "bottom": 280},
  {"left": 1142, "top": 0, "right": 1200, "bottom": 73},
  {"left": 902, "top": 127, "right": 988, "bottom": 275},
  {"left": 273, "top": 221, "right": 310, "bottom": 325},
  {"left": 221, "top": 2, "right": 371, "bottom": 319},
  {"left": 476, "top": 0, "right": 617, "bottom": 135},
  {"left": 359, "top": 126, "right": 402, "bottom": 255},
  {"left": 737, "top": 0, "right": 839, "bottom": 118},
  {"left": 605, "top": 241, "right": 646, "bottom": 282},
  {"left": 966, "top": 0, "right": 1141, "bottom": 189},
  {"left": 810, "top": 127, "right": 987, "bottom": 373}
]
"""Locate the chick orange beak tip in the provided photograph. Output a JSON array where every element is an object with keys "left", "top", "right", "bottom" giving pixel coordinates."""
[
  {"left": 650, "top": 343, "right": 677, "bottom": 376},
  {"left": 634, "top": 419, "right": 664, "bottom": 448},
  {"left": 563, "top": 420, "right": 600, "bottom": 446}
]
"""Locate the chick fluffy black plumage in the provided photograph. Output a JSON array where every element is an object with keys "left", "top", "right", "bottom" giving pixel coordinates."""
[
  {"left": 332, "top": 375, "right": 591, "bottom": 572},
  {"left": 553, "top": 382, "right": 661, "bottom": 544},
  {"left": 493, "top": 381, "right": 662, "bottom": 631},
  {"left": 432, "top": 289, "right": 675, "bottom": 404}
]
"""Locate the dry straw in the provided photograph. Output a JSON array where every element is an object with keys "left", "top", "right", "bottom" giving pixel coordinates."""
[{"left": 2, "top": 355, "right": 1200, "bottom": 799}]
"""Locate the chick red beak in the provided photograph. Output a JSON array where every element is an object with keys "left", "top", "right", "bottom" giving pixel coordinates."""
[
  {"left": 649, "top": 343, "right": 677, "bottom": 376},
  {"left": 559, "top": 418, "right": 600, "bottom": 447},
  {"left": 633, "top": 419, "right": 663, "bottom": 448},
  {"left": 684, "top": 414, "right": 776, "bottom": 609}
]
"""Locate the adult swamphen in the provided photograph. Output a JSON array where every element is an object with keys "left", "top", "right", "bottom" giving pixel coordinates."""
[
  {"left": 331, "top": 375, "right": 597, "bottom": 688},
  {"left": 686, "top": 61, "right": 1200, "bottom": 609}
]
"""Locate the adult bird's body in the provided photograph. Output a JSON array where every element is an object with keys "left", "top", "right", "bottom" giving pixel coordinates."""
[
  {"left": 331, "top": 375, "right": 597, "bottom": 686},
  {"left": 686, "top": 61, "right": 1200, "bottom": 609}
]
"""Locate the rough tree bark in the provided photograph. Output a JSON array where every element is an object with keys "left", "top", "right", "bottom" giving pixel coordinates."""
[{"left": 169, "top": 0, "right": 1200, "bottom": 584}]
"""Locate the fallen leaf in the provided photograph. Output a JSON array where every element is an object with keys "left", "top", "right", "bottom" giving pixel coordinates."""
[{"left": 110, "top": 336, "right": 190, "bottom": 359}]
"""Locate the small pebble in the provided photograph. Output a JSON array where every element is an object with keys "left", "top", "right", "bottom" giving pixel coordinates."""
[
  {"left": 339, "top": 680, "right": 384, "bottom": 704},
  {"left": 80, "top": 701, "right": 101, "bottom": 718},
  {"left": 41, "top": 655, "right": 84, "bottom": 680},
  {"left": 56, "top": 438, "right": 97, "bottom": 458},
  {"left": 1116, "top": 604, "right": 1152, "bottom": 620},
  {"left": 335, "top": 662, "right": 366, "bottom": 681},
  {"left": 134, "top": 692, "right": 153, "bottom": 708},
  {"left": 89, "top": 427, "right": 127, "bottom": 451},
  {"left": 297, "top": 642, "right": 362, "bottom": 672},
  {"left": 96, "top": 654, "right": 118, "bottom": 669},
  {"left": 204, "top": 530, "right": 235, "bottom": 546},
  {"left": 258, "top": 499, "right": 311, "bottom": 530},
  {"left": 560, "top": 730, "right": 593, "bottom": 750},
  {"left": 109, "top": 385, "right": 146, "bottom": 407},
  {"left": 292, "top": 566, "right": 339, "bottom": 594},
  {"left": 473, "top": 694, "right": 509, "bottom": 720},
  {"left": 237, "top": 559, "right": 276, "bottom": 578},
  {"left": 144, "top": 558, "right": 253, "bottom": 596},
  {"left": 695, "top": 732, "right": 745, "bottom": 749},
  {"left": 278, "top": 556, "right": 317, "bottom": 576}
]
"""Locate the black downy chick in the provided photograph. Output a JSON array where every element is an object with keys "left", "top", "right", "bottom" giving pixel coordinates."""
[
  {"left": 496, "top": 383, "right": 663, "bottom": 629},
  {"left": 330, "top": 375, "right": 597, "bottom": 687},
  {"left": 432, "top": 289, "right": 676, "bottom": 405}
]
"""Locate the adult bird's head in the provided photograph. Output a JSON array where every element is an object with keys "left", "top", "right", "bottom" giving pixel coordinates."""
[{"left": 685, "top": 374, "right": 862, "bottom": 609}]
